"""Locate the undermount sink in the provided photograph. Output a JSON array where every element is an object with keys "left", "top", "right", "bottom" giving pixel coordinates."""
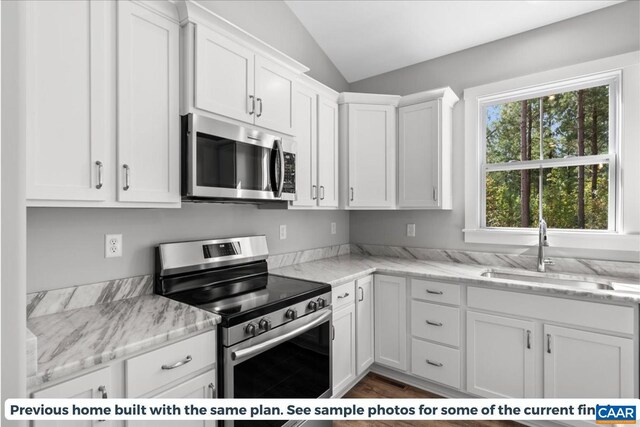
[{"left": 481, "top": 268, "right": 616, "bottom": 291}]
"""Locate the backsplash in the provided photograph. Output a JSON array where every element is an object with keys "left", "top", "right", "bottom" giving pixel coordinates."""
[
  {"left": 27, "top": 275, "right": 153, "bottom": 319},
  {"left": 267, "top": 244, "right": 351, "bottom": 269},
  {"left": 350, "top": 244, "right": 640, "bottom": 281}
]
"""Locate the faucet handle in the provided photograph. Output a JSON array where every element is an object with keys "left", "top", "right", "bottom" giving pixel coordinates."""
[{"left": 543, "top": 258, "right": 554, "bottom": 265}]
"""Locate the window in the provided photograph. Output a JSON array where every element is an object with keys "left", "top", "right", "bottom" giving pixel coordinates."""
[
  {"left": 482, "top": 80, "right": 616, "bottom": 231},
  {"left": 463, "top": 52, "right": 640, "bottom": 251}
]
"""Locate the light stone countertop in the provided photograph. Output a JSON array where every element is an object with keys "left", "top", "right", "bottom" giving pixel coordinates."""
[
  {"left": 27, "top": 294, "right": 220, "bottom": 390},
  {"left": 271, "top": 254, "right": 640, "bottom": 304}
]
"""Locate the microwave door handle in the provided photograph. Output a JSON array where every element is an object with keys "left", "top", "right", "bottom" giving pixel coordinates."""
[
  {"left": 274, "top": 139, "right": 285, "bottom": 198},
  {"left": 231, "top": 309, "right": 331, "bottom": 364}
]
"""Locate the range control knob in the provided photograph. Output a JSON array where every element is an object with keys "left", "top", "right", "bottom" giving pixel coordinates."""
[
  {"left": 285, "top": 308, "right": 298, "bottom": 320},
  {"left": 308, "top": 300, "right": 318, "bottom": 312},
  {"left": 259, "top": 318, "right": 272, "bottom": 332},
  {"left": 317, "top": 297, "right": 327, "bottom": 309},
  {"left": 245, "top": 322, "right": 259, "bottom": 337}
]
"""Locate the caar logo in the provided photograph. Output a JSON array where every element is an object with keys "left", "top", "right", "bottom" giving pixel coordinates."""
[{"left": 596, "top": 405, "right": 636, "bottom": 424}]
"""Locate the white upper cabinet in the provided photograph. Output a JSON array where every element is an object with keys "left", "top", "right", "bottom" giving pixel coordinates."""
[
  {"left": 24, "top": 0, "right": 181, "bottom": 207},
  {"left": 194, "top": 25, "right": 255, "bottom": 124},
  {"left": 291, "top": 77, "right": 339, "bottom": 209},
  {"left": 339, "top": 94, "right": 400, "bottom": 209},
  {"left": 186, "top": 10, "right": 306, "bottom": 136},
  {"left": 254, "top": 56, "right": 294, "bottom": 135},
  {"left": 317, "top": 94, "right": 339, "bottom": 207},
  {"left": 398, "top": 88, "right": 458, "bottom": 209},
  {"left": 117, "top": 1, "right": 180, "bottom": 204},
  {"left": 25, "top": 0, "right": 110, "bottom": 202}
]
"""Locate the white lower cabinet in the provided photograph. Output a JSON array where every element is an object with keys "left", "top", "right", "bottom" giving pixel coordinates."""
[
  {"left": 411, "top": 339, "right": 460, "bottom": 389},
  {"left": 332, "top": 303, "right": 356, "bottom": 396},
  {"left": 544, "top": 325, "right": 634, "bottom": 398},
  {"left": 127, "top": 370, "right": 217, "bottom": 427},
  {"left": 374, "top": 275, "right": 407, "bottom": 371},
  {"left": 355, "top": 275, "right": 374, "bottom": 375},
  {"left": 32, "top": 367, "right": 113, "bottom": 427},
  {"left": 466, "top": 311, "right": 536, "bottom": 398}
]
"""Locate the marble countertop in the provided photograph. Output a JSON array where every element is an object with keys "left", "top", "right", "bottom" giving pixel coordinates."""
[
  {"left": 27, "top": 294, "right": 220, "bottom": 389},
  {"left": 271, "top": 254, "right": 640, "bottom": 304}
]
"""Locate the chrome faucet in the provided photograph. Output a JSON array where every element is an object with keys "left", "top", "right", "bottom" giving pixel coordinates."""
[{"left": 537, "top": 218, "right": 553, "bottom": 272}]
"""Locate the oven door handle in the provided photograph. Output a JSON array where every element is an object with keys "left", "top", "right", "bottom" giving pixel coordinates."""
[{"left": 231, "top": 309, "right": 332, "bottom": 363}]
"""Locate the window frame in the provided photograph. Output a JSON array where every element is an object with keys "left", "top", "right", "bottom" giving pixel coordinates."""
[
  {"left": 463, "top": 52, "right": 640, "bottom": 252},
  {"left": 479, "top": 72, "right": 620, "bottom": 232}
]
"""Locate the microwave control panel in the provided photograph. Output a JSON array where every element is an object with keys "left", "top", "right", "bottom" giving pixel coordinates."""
[{"left": 283, "top": 153, "right": 295, "bottom": 194}]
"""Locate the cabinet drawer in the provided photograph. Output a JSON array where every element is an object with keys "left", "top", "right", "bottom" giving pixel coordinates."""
[
  {"left": 468, "top": 287, "right": 634, "bottom": 335},
  {"left": 411, "top": 279, "right": 460, "bottom": 305},
  {"left": 411, "top": 301, "right": 460, "bottom": 347},
  {"left": 411, "top": 339, "right": 460, "bottom": 389},
  {"left": 126, "top": 330, "right": 216, "bottom": 397},
  {"left": 332, "top": 281, "right": 355, "bottom": 310}
]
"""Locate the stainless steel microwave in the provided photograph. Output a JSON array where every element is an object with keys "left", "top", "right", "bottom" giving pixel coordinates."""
[{"left": 181, "top": 114, "right": 296, "bottom": 202}]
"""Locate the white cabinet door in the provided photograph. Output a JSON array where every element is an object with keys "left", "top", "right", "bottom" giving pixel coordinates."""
[
  {"left": 291, "top": 84, "right": 317, "bottom": 207},
  {"left": 127, "top": 371, "right": 216, "bottom": 427},
  {"left": 194, "top": 25, "right": 254, "bottom": 123},
  {"left": 544, "top": 325, "right": 633, "bottom": 398},
  {"left": 117, "top": 1, "right": 180, "bottom": 203},
  {"left": 32, "top": 367, "right": 112, "bottom": 427},
  {"left": 374, "top": 275, "right": 406, "bottom": 371},
  {"left": 25, "top": 0, "right": 110, "bottom": 201},
  {"left": 398, "top": 100, "right": 440, "bottom": 208},
  {"left": 347, "top": 104, "right": 396, "bottom": 208},
  {"left": 317, "top": 95, "right": 339, "bottom": 208},
  {"left": 332, "top": 304, "right": 356, "bottom": 396},
  {"left": 254, "top": 56, "right": 294, "bottom": 135},
  {"left": 466, "top": 311, "right": 536, "bottom": 398},
  {"left": 356, "top": 276, "right": 374, "bottom": 375}
]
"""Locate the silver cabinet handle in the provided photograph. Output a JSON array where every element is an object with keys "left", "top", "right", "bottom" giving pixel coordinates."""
[
  {"left": 426, "top": 320, "right": 443, "bottom": 327},
  {"left": 358, "top": 286, "right": 364, "bottom": 302},
  {"left": 332, "top": 325, "right": 335, "bottom": 341},
  {"left": 337, "top": 292, "right": 349, "bottom": 299},
  {"left": 208, "top": 383, "right": 216, "bottom": 398},
  {"left": 248, "top": 95, "right": 255, "bottom": 115},
  {"left": 426, "top": 359, "right": 443, "bottom": 367},
  {"left": 257, "top": 98, "right": 263, "bottom": 117},
  {"left": 426, "top": 289, "right": 443, "bottom": 295},
  {"left": 547, "top": 334, "right": 551, "bottom": 354},
  {"left": 350, "top": 187, "right": 354, "bottom": 201},
  {"left": 432, "top": 186, "right": 437, "bottom": 201},
  {"left": 123, "top": 164, "right": 130, "bottom": 191},
  {"left": 98, "top": 385, "right": 108, "bottom": 399},
  {"left": 312, "top": 185, "right": 317, "bottom": 200},
  {"left": 95, "top": 161, "right": 103, "bottom": 189},
  {"left": 161, "top": 355, "right": 192, "bottom": 370},
  {"left": 320, "top": 185, "right": 325, "bottom": 200},
  {"left": 526, "top": 330, "right": 531, "bottom": 349}
]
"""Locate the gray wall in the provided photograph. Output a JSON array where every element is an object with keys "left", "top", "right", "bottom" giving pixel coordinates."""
[
  {"left": 26, "top": 1, "right": 349, "bottom": 292},
  {"left": 28, "top": 205, "right": 348, "bottom": 291},
  {"left": 349, "top": 2, "right": 640, "bottom": 262},
  {"left": 197, "top": 1, "right": 349, "bottom": 92}
]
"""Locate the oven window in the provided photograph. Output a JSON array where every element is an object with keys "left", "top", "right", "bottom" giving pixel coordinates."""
[
  {"left": 196, "top": 133, "right": 272, "bottom": 191},
  {"left": 233, "top": 321, "right": 331, "bottom": 427}
]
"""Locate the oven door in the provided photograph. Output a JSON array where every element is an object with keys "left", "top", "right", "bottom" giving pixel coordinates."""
[
  {"left": 183, "top": 114, "right": 294, "bottom": 201},
  {"left": 223, "top": 308, "right": 332, "bottom": 427}
]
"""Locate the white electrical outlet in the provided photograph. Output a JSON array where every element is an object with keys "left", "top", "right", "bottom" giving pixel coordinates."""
[
  {"left": 105, "top": 234, "right": 123, "bottom": 258},
  {"left": 407, "top": 224, "right": 416, "bottom": 237},
  {"left": 331, "top": 222, "right": 337, "bottom": 235},
  {"left": 279, "top": 225, "right": 287, "bottom": 240}
]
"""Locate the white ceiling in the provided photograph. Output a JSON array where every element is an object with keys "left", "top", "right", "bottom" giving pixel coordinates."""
[{"left": 285, "top": 1, "right": 624, "bottom": 83}]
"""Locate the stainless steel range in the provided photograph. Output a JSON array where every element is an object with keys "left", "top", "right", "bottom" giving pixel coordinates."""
[{"left": 155, "top": 235, "right": 332, "bottom": 427}]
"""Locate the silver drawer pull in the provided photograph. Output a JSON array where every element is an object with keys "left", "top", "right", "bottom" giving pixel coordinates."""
[
  {"left": 337, "top": 292, "right": 350, "bottom": 299},
  {"left": 426, "top": 289, "right": 443, "bottom": 295},
  {"left": 98, "top": 385, "right": 108, "bottom": 399},
  {"left": 208, "top": 383, "right": 216, "bottom": 398},
  {"left": 161, "top": 355, "right": 192, "bottom": 370},
  {"left": 95, "top": 161, "right": 103, "bottom": 189},
  {"left": 426, "top": 320, "right": 443, "bottom": 327},
  {"left": 123, "top": 164, "right": 130, "bottom": 191},
  {"left": 426, "top": 359, "right": 443, "bottom": 367}
]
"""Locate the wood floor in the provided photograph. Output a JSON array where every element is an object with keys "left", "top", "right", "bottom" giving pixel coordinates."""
[{"left": 334, "top": 373, "right": 523, "bottom": 427}]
